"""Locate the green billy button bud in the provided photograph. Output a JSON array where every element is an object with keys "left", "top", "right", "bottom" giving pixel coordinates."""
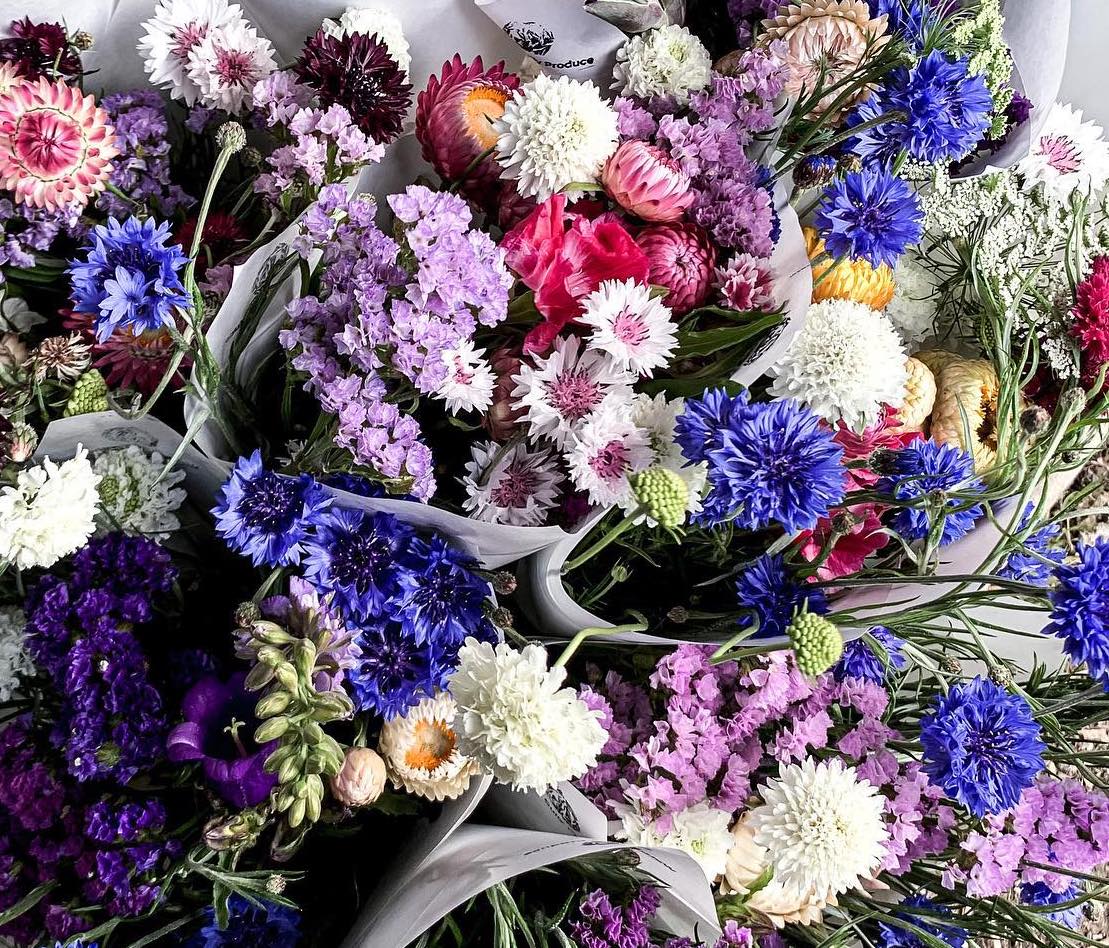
[
  {"left": 787, "top": 612, "right": 843, "bottom": 677},
  {"left": 630, "top": 466, "right": 689, "bottom": 529}
]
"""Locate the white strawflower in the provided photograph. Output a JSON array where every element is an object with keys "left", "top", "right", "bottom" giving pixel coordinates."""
[
  {"left": 0, "top": 447, "right": 100, "bottom": 570},
  {"left": 378, "top": 692, "right": 480, "bottom": 801},
  {"left": 322, "top": 6, "right": 411, "bottom": 76},
  {"left": 580, "top": 279, "right": 678, "bottom": 378},
  {"left": 187, "top": 16, "right": 277, "bottom": 112},
  {"left": 746, "top": 759, "right": 889, "bottom": 904},
  {"left": 615, "top": 800, "right": 733, "bottom": 882},
  {"left": 1018, "top": 102, "right": 1109, "bottom": 200},
  {"left": 93, "top": 447, "right": 187, "bottom": 538},
  {"left": 448, "top": 638, "right": 607, "bottom": 793},
  {"left": 0, "top": 606, "right": 32, "bottom": 703},
  {"left": 612, "top": 24, "right": 713, "bottom": 106},
  {"left": 461, "top": 440, "right": 564, "bottom": 527},
  {"left": 565, "top": 405, "right": 653, "bottom": 508},
  {"left": 886, "top": 254, "right": 940, "bottom": 346},
  {"left": 138, "top": 0, "right": 239, "bottom": 104},
  {"left": 627, "top": 392, "right": 705, "bottom": 522},
  {"left": 494, "top": 73, "right": 619, "bottom": 201},
  {"left": 769, "top": 299, "right": 908, "bottom": 431},
  {"left": 435, "top": 341, "right": 497, "bottom": 416},
  {"left": 512, "top": 335, "right": 635, "bottom": 448}
]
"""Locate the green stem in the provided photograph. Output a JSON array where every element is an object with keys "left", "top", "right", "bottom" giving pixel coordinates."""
[
  {"left": 553, "top": 621, "right": 649, "bottom": 669},
  {"left": 562, "top": 507, "right": 645, "bottom": 574}
]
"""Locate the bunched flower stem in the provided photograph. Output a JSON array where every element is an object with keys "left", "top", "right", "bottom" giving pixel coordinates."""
[
  {"left": 553, "top": 619, "right": 648, "bottom": 669},
  {"left": 562, "top": 507, "right": 644, "bottom": 574}
]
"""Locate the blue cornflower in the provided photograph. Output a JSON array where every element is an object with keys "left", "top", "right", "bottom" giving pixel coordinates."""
[
  {"left": 187, "top": 894, "right": 301, "bottom": 948},
  {"left": 674, "top": 387, "right": 753, "bottom": 464},
  {"left": 834, "top": 626, "right": 907, "bottom": 684},
  {"left": 212, "top": 451, "right": 331, "bottom": 568},
  {"left": 302, "top": 506, "right": 414, "bottom": 622},
  {"left": 877, "top": 440, "right": 985, "bottom": 546},
  {"left": 920, "top": 676, "right": 1046, "bottom": 817},
  {"left": 69, "top": 216, "right": 189, "bottom": 342},
  {"left": 38, "top": 942, "right": 99, "bottom": 948},
  {"left": 393, "top": 535, "right": 492, "bottom": 646},
  {"left": 1046, "top": 537, "right": 1109, "bottom": 690},
  {"left": 1019, "top": 882, "right": 1084, "bottom": 930},
  {"left": 348, "top": 621, "right": 451, "bottom": 718},
  {"left": 997, "top": 505, "right": 1065, "bottom": 586},
  {"left": 735, "top": 553, "right": 828, "bottom": 640},
  {"left": 871, "top": 0, "right": 951, "bottom": 50},
  {"left": 700, "top": 398, "right": 846, "bottom": 530},
  {"left": 877, "top": 895, "right": 967, "bottom": 948},
  {"left": 814, "top": 168, "right": 924, "bottom": 269}
]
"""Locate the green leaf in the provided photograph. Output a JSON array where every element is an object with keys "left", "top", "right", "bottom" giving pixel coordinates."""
[
  {"left": 371, "top": 790, "right": 424, "bottom": 816},
  {"left": 0, "top": 881, "right": 57, "bottom": 925},
  {"left": 674, "top": 313, "right": 783, "bottom": 360},
  {"left": 125, "top": 911, "right": 205, "bottom": 948}
]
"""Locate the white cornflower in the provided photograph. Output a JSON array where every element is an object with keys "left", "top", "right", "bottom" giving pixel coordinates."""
[
  {"left": 886, "top": 254, "right": 940, "bottom": 346},
  {"left": 747, "top": 759, "right": 889, "bottom": 904},
  {"left": 93, "top": 447, "right": 187, "bottom": 538},
  {"left": 0, "top": 447, "right": 100, "bottom": 570},
  {"left": 0, "top": 606, "right": 32, "bottom": 703},
  {"left": 187, "top": 16, "right": 277, "bottom": 113},
  {"left": 612, "top": 24, "right": 713, "bottom": 106},
  {"left": 494, "top": 73, "right": 619, "bottom": 201},
  {"left": 378, "top": 692, "right": 480, "bottom": 801},
  {"left": 769, "top": 299, "right": 908, "bottom": 432},
  {"left": 628, "top": 392, "right": 705, "bottom": 521},
  {"left": 512, "top": 335, "right": 635, "bottom": 448},
  {"left": 435, "top": 341, "right": 497, "bottom": 416},
  {"left": 448, "top": 638, "right": 607, "bottom": 793},
  {"left": 138, "top": 0, "right": 239, "bottom": 104},
  {"left": 565, "top": 405, "right": 653, "bottom": 508},
  {"left": 322, "top": 6, "right": 411, "bottom": 76},
  {"left": 1018, "top": 103, "right": 1109, "bottom": 200},
  {"left": 615, "top": 800, "right": 733, "bottom": 882},
  {"left": 461, "top": 440, "right": 564, "bottom": 527},
  {"left": 580, "top": 279, "right": 678, "bottom": 378}
]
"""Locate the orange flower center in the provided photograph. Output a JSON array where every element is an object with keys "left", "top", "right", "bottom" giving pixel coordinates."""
[
  {"left": 461, "top": 86, "right": 510, "bottom": 150},
  {"left": 404, "top": 719, "right": 456, "bottom": 772}
]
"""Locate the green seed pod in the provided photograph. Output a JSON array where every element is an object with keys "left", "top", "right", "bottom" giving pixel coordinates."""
[
  {"left": 256, "top": 692, "right": 293, "bottom": 719},
  {"left": 305, "top": 791, "right": 322, "bottom": 824},
  {"left": 244, "top": 663, "right": 275, "bottom": 692},
  {"left": 255, "top": 644, "right": 286, "bottom": 668},
  {"left": 287, "top": 797, "right": 306, "bottom": 829},
  {"left": 275, "top": 788, "right": 296, "bottom": 812},
  {"left": 255, "top": 716, "right": 291, "bottom": 743},
  {"left": 301, "top": 721, "right": 326, "bottom": 747},
  {"left": 278, "top": 755, "right": 302, "bottom": 785},
  {"left": 253, "top": 621, "right": 297, "bottom": 647},
  {"left": 293, "top": 640, "right": 318, "bottom": 679},
  {"left": 275, "top": 663, "right": 299, "bottom": 692}
]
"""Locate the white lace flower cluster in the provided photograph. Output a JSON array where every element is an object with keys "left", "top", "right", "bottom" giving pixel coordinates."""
[
  {"left": 0, "top": 606, "right": 32, "bottom": 704},
  {"left": 93, "top": 446, "right": 187, "bottom": 538}
]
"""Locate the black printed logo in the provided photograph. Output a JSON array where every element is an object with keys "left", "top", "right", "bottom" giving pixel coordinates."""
[{"left": 503, "top": 20, "right": 555, "bottom": 56}]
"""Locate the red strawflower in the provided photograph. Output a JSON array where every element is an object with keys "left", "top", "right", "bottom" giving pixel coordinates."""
[
  {"left": 1071, "top": 255, "right": 1109, "bottom": 387},
  {"left": 63, "top": 308, "right": 188, "bottom": 395},
  {"left": 0, "top": 18, "right": 81, "bottom": 81},
  {"left": 176, "top": 210, "right": 247, "bottom": 278}
]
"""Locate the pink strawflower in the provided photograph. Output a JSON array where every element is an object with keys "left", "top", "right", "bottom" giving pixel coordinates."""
[
  {"left": 602, "top": 139, "right": 693, "bottom": 222},
  {"left": 716, "top": 251, "right": 775, "bottom": 312},
  {"left": 636, "top": 221, "right": 716, "bottom": 315},
  {"left": 0, "top": 77, "right": 117, "bottom": 210},
  {"left": 833, "top": 406, "right": 922, "bottom": 489}
]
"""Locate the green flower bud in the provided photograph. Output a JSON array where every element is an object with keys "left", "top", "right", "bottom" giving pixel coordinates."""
[
  {"left": 274, "top": 663, "right": 299, "bottom": 691},
  {"left": 256, "top": 692, "right": 293, "bottom": 719},
  {"left": 287, "top": 797, "right": 307, "bottom": 829},
  {"left": 277, "top": 755, "right": 302, "bottom": 785},
  {"left": 253, "top": 621, "right": 296, "bottom": 647},
  {"left": 787, "top": 612, "right": 843, "bottom": 677},
  {"left": 631, "top": 466, "right": 689, "bottom": 529},
  {"left": 255, "top": 716, "right": 291, "bottom": 743},
  {"left": 244, "top": 663, "right": 275, "bottom": 691},
  {"left": 293, "top": 639, "right": 318, "bottom": 679},
  {"left": 64, "top": 369, "right": 109, "bottom": 417}
]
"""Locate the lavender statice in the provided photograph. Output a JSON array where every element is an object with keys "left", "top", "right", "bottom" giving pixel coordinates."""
[{"left": 0, "top": 198, "right": 84, "bottom": 276}]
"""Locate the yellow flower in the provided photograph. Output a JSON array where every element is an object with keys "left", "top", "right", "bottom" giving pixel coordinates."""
[{"left": 805, "top": 227, "right": 895, "bottom": 310}]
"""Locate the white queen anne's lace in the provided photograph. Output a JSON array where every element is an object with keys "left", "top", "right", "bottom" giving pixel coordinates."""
[{"left": 0, "top": 606, "right": 32, "bottom": 704}]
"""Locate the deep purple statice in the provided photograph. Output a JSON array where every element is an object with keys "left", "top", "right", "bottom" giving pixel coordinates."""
[
  {"left": 835, "top": 626, "right": 907, "bottom": 684},
  {"left": 1046, "top": 537, "right": 1109, "bottom": 690},
  {"left": 0, "top": 197, "right": 84, "bottom": 274},
  {"left": 393, "top": 535, "right": 492, "bottom": 647},
  {"left": 920, "top": 677, "right": 1046, "bottom": 817},
  {"left": 877, "top": 895, "right": 967, "bottom": 948},
  {"left": 348, "top": 621, "right": 453, "bottom": 719},
  {"left": 814, "top": 168, "right": 924, "bottom": 269},
  {"left": 878, "top": 440, "right": 985, "bottom": 546},
  {"left": 213, "top": 451, "right": 332, "bottom": 567},
  {"left": 735, "top": 553, "right": 828, "bottom": 640},
  {"left": 68, "top": 216, "right": 190, "bottom": 341},
  {"left": 186, "top": 894, "right": 301, "bottom": 948},
  {"left": 569, "top": 886, "right": 661, "bottom": 948}
]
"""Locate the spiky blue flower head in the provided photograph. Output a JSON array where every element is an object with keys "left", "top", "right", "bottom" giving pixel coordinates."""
[
  {"left": 834, "top": 625, "right": 907, "bottom": 684},
  {"left": 348, "top": 621, "right": 451, "bottom": 719},
  {"left": 212, "top": 451, "right": 331, "bottom": 568},
  {"left": 392, "top": 535, "right": 492, "bottom": 647},
  {"left": 877, "top": 440, "right": 985, "bottom": 546},
  {"left": 997, "top": 504, "right": 1065, "bottom": 586},
  {"left": 1046, "top": 537, "right": 1109, "bottom": 690},
  {"left": 920, "top": 676, "right": 1046, "bottom": 817},
  {"left": 814, "top": 167, "right": 924, "bottom": 269},
  {"left": 302, "top": 505, "right": 414, "bottom": 623},
  {"left": 1019, "top": 882, "right": 1084, "bottom": 930},
  {"left": 871, "top": 0, "right": 955, "bottom": 50},
  {"left": 69, "top": 215, "right": 189, "bottom": 342},
  {"left": 876, "top": 894, "right": 967, "bottom": 948},
  {"left": 674, "top": 387, "right": 753, "bottom": 464},
  {"left": 735, "top": 553, "right": 828, "bottom": 641},
  {"left": 187, "top": 894, "right": 300, "bottom": 948}
]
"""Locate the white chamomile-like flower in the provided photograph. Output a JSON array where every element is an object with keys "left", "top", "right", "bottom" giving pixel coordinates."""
[
  {"left": 187, "top": 15, "right": 277, "bottom": 112},
  {"left": 435, "top": 341, "right": 497, "bottom": 416},
  {"left": 461, "top": 440, "right": 564, "bottom": 527},
  {"left": 512, "top": 335, "right": 635, "bottom": 448},
  {"left": 0, "top": 447, "right": 100, "bottom": 570},
  {"left": 886, "top": 254, "right": 940, "bottom": 346},
  {"left": 378, "top": 692, "right": 480, "bottom": 801},
  {"left": 615, "top": 799, "right": 733, "bottom": 882},
  {"left": 494, "top": 73, "right": 619, "bottom": 201},
  {"left": 747, "top": 759, "right": 889, "bottom": 904},
  {"left": 322, "top": 6, "right": 411, "bottom": 76},
  {"left": 1018, "top": 102, "right": 1109, "bottom": 200},
  {"left": 138, "top": 0, "right": 240, "bottom": 104},
  {"left": 769, "top": 299, "right": 908, "bottom": 432},
  {"left": 628, "top": 392, "right": 705, "bottom": 521},
  {"left": 93, "top": 446, "right": 187, "bottom": 538},
  {"left": 612, "top": 24, "right": 713, "bottom": 106},
  {"left": 565, "top": 404, "right": 653, "bottom": 508},
  {"left": 0, "top": 606, "right": 32, "bottom": 704},
  {"left": 580, "top": 279, "right": 679, "bottom": 378},
  {"left": 448, "top": 638, "right": 607, "bottom": 793}
]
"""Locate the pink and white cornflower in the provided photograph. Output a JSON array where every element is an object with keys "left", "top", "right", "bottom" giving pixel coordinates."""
[
  {"left": 435, "top": 341, "right": 497, "bottom": 416},
  {"left": 186, "top": 15, "right": 276, "bottom": 112},
  {"left": 629, "top": 392, "right": 705, "bottom": 521},
  {"left": 461, "top": 440, "right": 564, "bottom": 526},
  {"left": 138, "top": 0, "right": 240, "bottom": 105},
  {"left": 565, "top": 405, "right": 653, "bottom": 508},
  {"left": 579, "top": 279, "right": 678, "bottom": 378},
  {"left": 1018, "top": 102, "right": 1109, "bottom": 199},
  {"left": 511, "top": 334, "right": 635, "bottom": 448}
]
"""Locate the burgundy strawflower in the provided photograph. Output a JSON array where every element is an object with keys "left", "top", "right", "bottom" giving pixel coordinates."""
[
  {"left": 295, "top": 29, "right": 411, "bottom": 144},
  {"left": 0, "top": 17, "right": 81, "bottom": 80},
  {"left": 175, "top": 210, "right": 247, "bottom": 278}
]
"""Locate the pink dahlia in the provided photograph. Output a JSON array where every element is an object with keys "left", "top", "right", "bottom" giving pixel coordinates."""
[
  {"left": 635, "top": 222, "right": 716, "bottom": 315},
  {"left": 0, "top": 77, "right": 117, "bottom": 210},
  {"left": 717, "top": 252, "right": 776, "bottom": 312},
  {"left": 601, "top": 139, "right": 693, "bottom": 223},
  {"left": 416, "top": 55, "right": 519, "bottom": 207},
  {"left": 1072, "top": 255, "right": 1109, "bottom": 386}
]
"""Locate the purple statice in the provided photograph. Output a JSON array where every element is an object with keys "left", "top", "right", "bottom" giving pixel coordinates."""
[
  {"left": 569, "top": 886, "right": 661, "bottom": 948},
  {"left": 614, "top": 96, "right": 659, "bottom": 140},
  {"left": 1046, "top": 537, "right": 1109, "bottom": 689},
  {"left": 920, "top": 677, "right": 1046, "bottom": 817},
  {"left": 734, "top": 553, "right": 828, "bottom": 640},
  {"left": 392, "top": 535, "right": 492, "bottom": 646},
  {"left": 727, "top": 0, "right": 781, "bottom": 47},
  {"left": 212, "top": 451, "right": 332, "bottom": 567},
  {"left": 68, "top": 216, "right": 190, "bottom": 341},
  {"left": 1019, "top": 882, "right": 1084, "bottom": 929},
  {"left": 97, "top": 90, "right": 193, "bottom": 219},
  {"left": 814, "top": 168, "right": 924, "bottom": 269},
  {"left": 834, "top": 626, "right": 907, "bottom": 684},
  {"left": 186, "top": 894, "right": 301, "bottom": 948},
  {"left": 0, "top": 197, "right": 84, "bottom": 275},
  {"left": 665, "top": 922, "right": 753, "bottom": 948},
  {"left": 877, "top": 440, "right": 985, "bottom": 546},
  {"left": 877, "top": 895, "right": 967, "bottom": 948}
]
